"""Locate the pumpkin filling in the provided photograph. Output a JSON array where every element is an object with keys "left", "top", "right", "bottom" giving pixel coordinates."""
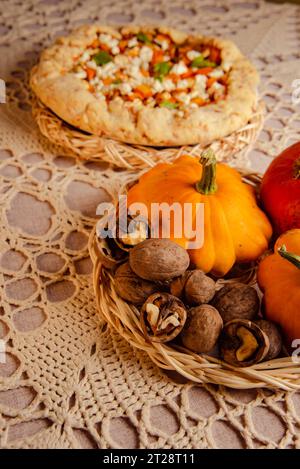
[{"left": 71, "top": 29, "right": 229, "bottom": 113}]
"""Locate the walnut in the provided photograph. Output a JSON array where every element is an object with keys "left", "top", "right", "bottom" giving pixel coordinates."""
[
  {"left": 141, "top": 292, "right": 187, "bottom": 343},
  {"left": 96, "top": 235, "right": 127, "bottom": 270},
  {"left": 115, "top": 214, "right": 149, "bottom": 251},
  {"left": 114, "top": 262, "right": 158, "bottom": 305},
  {"left": 170, "top": 271, "right": 193, "bottom": 298},
  {"left": 171, "top": 270, "right": 216, "bottom": 305},
  {"left": 220, "top": 319, "right": 269, "bottom": 367},
  {"left": 212, "top": 283, "right": 259, "bottom": 323},
  {"left": 255, "top": 320, "right": 282, "bottom": 360},
  {"left": 181, "top": 305, "right": 223, "bottom": 353},
  {"left": 129, "top": 239, "right": 190, "bottom": 281}
]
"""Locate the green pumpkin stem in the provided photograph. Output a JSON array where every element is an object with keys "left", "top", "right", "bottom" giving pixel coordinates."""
[
  {"left": 195, "top": 148, "right": 218, "bottom": 195},
  {"left": 278, "top": 245, "right": 300, "bottom": 269}
]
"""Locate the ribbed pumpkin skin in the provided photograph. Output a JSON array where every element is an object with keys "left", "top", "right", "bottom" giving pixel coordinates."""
[
  {"left": 257, "top": 229, "right": 300, "bottom": 343},
  {"left": 127, "top": 155, "right": 272, "bottom": 276}
]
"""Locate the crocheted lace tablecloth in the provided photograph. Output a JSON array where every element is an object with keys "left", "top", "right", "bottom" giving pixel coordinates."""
[{"left": 1, "top": 0, "right": 300, "bottom": 449}]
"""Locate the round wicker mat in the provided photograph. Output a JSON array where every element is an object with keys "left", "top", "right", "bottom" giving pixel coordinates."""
[{"left": 32, "top": 96, "right": 265, "bottom": 169}]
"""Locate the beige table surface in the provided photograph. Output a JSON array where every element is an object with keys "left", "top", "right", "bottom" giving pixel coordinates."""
[{"left": 1, "top": 0, "right": 300, "bottom": 449}]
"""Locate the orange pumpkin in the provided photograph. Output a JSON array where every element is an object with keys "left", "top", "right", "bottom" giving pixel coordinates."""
[
  {"left": 257, "top": 229, "right": 300, "bottom": 343},
  {"left": 127, "top": 151, "right": 272, "bottom": 276}
]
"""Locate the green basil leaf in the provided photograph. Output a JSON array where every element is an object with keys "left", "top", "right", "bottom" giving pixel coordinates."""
[
  {"left": 154, "top": 61, "right": 172, "bottom": 80},
  {"left": 112, "top": 78, "right": 122, "bottom": 85},
  {"left": 160, "top": 101, "right": 178, "bottom": 109},
  {"left": 136, "top": 32, "right": 151, "bottom": 44},
  {"left": 93, "top": 51, "right": 113, "bottom": 66},
  {"left": 191, "top": 55, "right": 216, "bottom": 68}
]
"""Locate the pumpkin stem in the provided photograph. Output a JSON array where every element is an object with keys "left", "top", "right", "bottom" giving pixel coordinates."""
[
  {"left": 278, "top": 245, "right": 300, "bottom": 269},
  {"left": 195, "top": 148, "right": 218, "bottom": 195}
]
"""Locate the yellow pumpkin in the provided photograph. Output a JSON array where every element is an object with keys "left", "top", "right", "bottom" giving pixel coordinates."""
[
  {"left": 127, "top": 151, "right": 272, "bottom": 276},
  {"left": 257, "top": 229, "right": 300, "bottom": 343}
]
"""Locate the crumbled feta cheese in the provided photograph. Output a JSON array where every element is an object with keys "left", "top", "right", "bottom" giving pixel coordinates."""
[
  {"left": 190, "top": 90, "right": 199, "bottom": 99},
  {"left": 170, "top": 61, "right": 188, "bottom": 75},
  {"left": 119, "top": 83, "right": 132, "bottom": 95},
  {"left": 140, "top": 46, "right": 153, "bottom": 63},
  {"left": 75, "top": 70, "right": 87, "bottom": 79},
  {"left": 175, "top": 93, "right": 191, "bottom": 105},
  {"left": 131, "top": 56, "right": 142, "bottom": 67},
  {"left": 111, "top": 46, "right": 120, "bottom": 55},
  {"left": 128, "top": 37, "right": 138, "bottom": 48},
  {"left": 111, "top": 39, "right": 119, "bottom": 48},
  {"left": 154, "top": 37, "right": 169, "bottom": 51},
  {"left": 163, "top": 79, "right": 176, "bottom": 91},
  {"left": 152, "top": 80, "right": 165, "bottom": 93},
  {"left": 99, "top": 33, "right": 118, "bottom": 49},
  {"left": 193, "top": 74, "right": 208, "bottom": 95},
  {"left": 191, "top": 89, "right": 209, "bottom": 100},
  {"left": 96, "top": 67, "right": 103, "bottom": 78},
  {"left": 101, "top": 62, "right": 118, "bottom": 77},
  {"left": 176, "top": 79, "right": 189, "bottom": 89},
  {"left": 187, "top": 50, "right": 201, "bottom": 61},
  {"left": 191, "top": 75, "right": 209, "bottom": 100},
  {"left": 211, "top": 81, "right": 224, "bottom": 90},
  {"left": 115, "top": 55, "right": 128, "bottom": 67},
  {"left": 141, "top": 61, "right": 149, "bottom": 71},
  {"left": 86, "top": 60, "right": 97, "bottom": 70},
  {"left": 160, "top": 40, "right": 169, "bottom": 51},
  {"left": 143, "top": 76, "right": 154, "bottom": 86},
  {"left": 80, "top": 51, "right": 91, "bottom": 63},
  {"left": 194, "top": 74, "right": 208, "bottom": 86},
  {"left": 208, "top": 68, "right": 224, "bottom": 78},
  {"left": 90, "top": 77, "right": 99, "bottom": 85},
  {"left": 99, "top": 33, "right": 112, "bottom": 45},
  {"left": 128, "top": 64, "right": 142, "bottom": 79},
  {"left": 210, "top": 82, "right": 225, "bottom": 99}
]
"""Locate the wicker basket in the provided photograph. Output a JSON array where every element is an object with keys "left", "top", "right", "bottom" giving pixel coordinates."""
[
  {"left": 88, "top": 171, "right": 300, "bottom": 391},
  {"left": 32, "top": 96, "right": 265, "bottom": 170}
]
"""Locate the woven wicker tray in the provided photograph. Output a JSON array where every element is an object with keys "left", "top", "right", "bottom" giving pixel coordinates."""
[
  {"left": 89, "top": 170, "right": 300, "bottom": 391},
  {"left": 32, "top": 96, "right": 265, "bottom": 169}
]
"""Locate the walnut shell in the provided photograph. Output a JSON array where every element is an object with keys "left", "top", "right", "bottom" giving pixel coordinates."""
[
  {"left": 184, "top": 270, "right": 216, "bottom": 305},
  {"left": 212, "top": 283, "right": 259, "bottom": 323},
  {"left": 96, "top": 236, "right": 127, "bottom": 270},
  {"left": 141, "top": 292, "right": 187, "bottom": 343},
  {"left": 220, "top": 319, "right": 269, "bottom": 367},
  {"left": 114, "top": 262, "right": 158, "bottom": 304},
  {"left": 115, "top": 214, "right": 149, "bottom": 252},
  {"left": 170, "top": 271, "right": 193, "bottom": 298},
  {"left": 129, "top": 239, "right": 190, "bottom": 281},
  {"left": 181, "top": 305, "right": 223, "bottom": 353},
  {"left": 255, "top": 320, "right": 282, "bottom": 360}
]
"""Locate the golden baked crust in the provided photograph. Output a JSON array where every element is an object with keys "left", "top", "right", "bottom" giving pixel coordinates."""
[{"left": 30, "top": 25, "right": 259, "bottom": 147}]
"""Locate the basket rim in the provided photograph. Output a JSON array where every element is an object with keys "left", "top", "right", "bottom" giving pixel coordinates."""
[{"left": 88, "top": 169, "right": 300, "bottom": 391}]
